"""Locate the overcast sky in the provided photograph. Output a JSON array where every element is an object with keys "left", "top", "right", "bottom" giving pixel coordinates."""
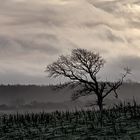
[{"left": 0, "top": 0, "right": 140, "bottom": 84}]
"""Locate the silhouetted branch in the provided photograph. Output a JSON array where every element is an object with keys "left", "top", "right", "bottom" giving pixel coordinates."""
[{"left": 46, "top": 48, "right": 131, "bottom": 112}]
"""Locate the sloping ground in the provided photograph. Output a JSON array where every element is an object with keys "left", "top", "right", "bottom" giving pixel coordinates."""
[{"left": 0, "top": 104, "right": 140, "bottom": 140}]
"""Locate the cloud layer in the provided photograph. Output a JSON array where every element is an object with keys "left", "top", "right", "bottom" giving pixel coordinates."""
[{"left": 0, "top": 0, "right": 140, "bottom": 84}]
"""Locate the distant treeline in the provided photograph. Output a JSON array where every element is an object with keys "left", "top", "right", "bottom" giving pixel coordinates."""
[{"left": 0, "top": 82, "right": 140, "bottom": 107}]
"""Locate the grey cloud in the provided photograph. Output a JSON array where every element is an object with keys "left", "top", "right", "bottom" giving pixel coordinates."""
[
  {"left": 34, "top": 33, "right": 58, "bottom": 41},
  {"left": 98, "top": 55, "right": 140, "bottom": 82},
  {"left": 0, "top": 71, "right": 51, "bottom": 85},
  {"left": 105, "top": 55, "right": 140, "bottom": 70},
  {"left": 107, "top": 55, "right": 140, "bottom": 77},
  {"left": 134, "top": 1, "right": 140, "bottom": 5},
  {"left": 9, "top": 12, "right": 63, "bottom": 27},
  {"left": 84, "top": 22, "right": 114, "bottom": 29},
  {"left": 0, "top": 0, "right": 139, "bottom": 84},
  {"left": 0, "top": 35, "right": 23, "bottom": 54},
  {"left": 128, "top": 20, "right": 140, "bottom": 29},
  {"left": 15, "top": 38, "right": 60, "bottom": 55},
  {"left": 91, "top": 0, "right": 118, "bottom": 13},
  {"left": 0, "top": 33, "right": 60, "bottom": 56},
  {"left": 107, "top": 32, "right": 124, "bottom": 43},
  {"left": 99, "top": 29, "right": 124, "bottom": 43},
  {"left": 91, "top": 0, "right": 132, "bottom": 14},
  {"left": 116, "top": 55, "right": 140, "bottom": 70},
  {"left": 0, "top": 0, "right": 64, "bottom": 27},
  {"left": 91, "top": 0, "right": 140, "bottom": 29}
]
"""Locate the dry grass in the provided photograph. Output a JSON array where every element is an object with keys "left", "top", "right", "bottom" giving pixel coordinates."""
[{"left": 0, "top": 101, "right": 140, "bottom": 139}]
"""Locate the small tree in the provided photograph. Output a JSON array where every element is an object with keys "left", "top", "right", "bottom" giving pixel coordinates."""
[{"left": 46, "top": 48, "right": 130, "bottom": 112}]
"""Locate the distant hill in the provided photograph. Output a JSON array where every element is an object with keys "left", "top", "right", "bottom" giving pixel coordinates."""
[
  {"left": 0, "top": 85, "right": 72, "bottom": 104},
  {"left": 0, "top": 83, "right": 140, "bottom": 107}
]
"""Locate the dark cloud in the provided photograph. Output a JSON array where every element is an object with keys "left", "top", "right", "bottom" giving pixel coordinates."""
[
  {"left": 0, "top": 0, "right": 65, "bottom": 27},
  {"left": 0, "top": 33, "right": 60, "bottom": 56},
  {"left": 90, "top": 0, "right": 117, "bottom": 13},
  {"left": 90, "top": 0, "right": 140, "bottom": 29},
  {"left": 0, "top": 35, "right": 22, "bottom": 55},
  {"left": 84, "top": 22, "right": 115, "bottom": 29},
  {"left": 97, "top": 29, "right": 124, "bottom": 43},
  {"left": 34, "top": 33, "right": 58, "bottom": 41},
  {"left": 8, "top": 11, "right": 63, "bottom": 27},
  {"left": 0, "top": 71, "right": 51, "bottom": 85},
  {"left": 128, "top": 21, "right": 140, "bottom": 29},
  {"left": 15, "top": 37, "right": 60, "bottom": 55}
]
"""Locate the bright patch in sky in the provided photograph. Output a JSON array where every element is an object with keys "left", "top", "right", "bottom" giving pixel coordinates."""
[{"left": 127, "top": 4, "right": 140, "bottom": 12}]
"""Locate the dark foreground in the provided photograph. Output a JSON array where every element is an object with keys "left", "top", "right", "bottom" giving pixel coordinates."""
[{"left": 0, "top": 103, "right": 140, "bottom": 140}]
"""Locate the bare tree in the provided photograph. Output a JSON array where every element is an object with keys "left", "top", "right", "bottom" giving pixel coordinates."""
[{"left": 46, "top": 48, "right": 131, "bottom": 112}]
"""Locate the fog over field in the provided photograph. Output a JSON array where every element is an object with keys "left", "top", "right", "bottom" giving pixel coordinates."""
[{"left": 0, "top": 83, "right": 139, "bottom": 111}]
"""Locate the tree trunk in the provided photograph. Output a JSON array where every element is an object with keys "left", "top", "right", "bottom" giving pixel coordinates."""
[
  {"left": 97, "top": 96, "right": 103, "bottom": 112},
  {"left": 97, "top": 96, "right": 103, "bottom": 126},
  {"left": 99, "top": 102, "right": 103, "bottom": 112}
]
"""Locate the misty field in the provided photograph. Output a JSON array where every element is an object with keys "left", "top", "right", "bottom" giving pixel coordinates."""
[{"left": 0, "top": 103, "right": 140, "bottom": 140}]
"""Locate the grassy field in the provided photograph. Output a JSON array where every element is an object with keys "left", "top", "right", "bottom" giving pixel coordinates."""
[{"left": 0, "top": 102, "right": 140, "bottom": 140}]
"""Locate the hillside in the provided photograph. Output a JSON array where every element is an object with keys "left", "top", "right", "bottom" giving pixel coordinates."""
[{"left": 0, "top": 83, "right": 139, "bottom": 107}]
